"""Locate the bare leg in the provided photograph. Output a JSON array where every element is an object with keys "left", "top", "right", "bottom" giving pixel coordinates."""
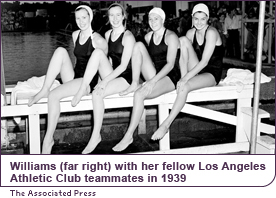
[
  {"left": 72, "top": 49, "right": 111, "bottom": 107},
  {"left": 151, "top": 36, "right": 216, "bottom": 140},
  {"left": 113, "top": 77, "right": 175, "bottom": 152},
  {"left": 152, "top": 74, "right": 216, "bottom": 141},
  {"left": 81, "top": 90, "right": 103, "bottom": 154},
  {"left": 179, "top": 36, "right": 200, "bottom": 70},
  {"left": 28, "top": 47, "right": 74, "bottom": 106},
  {"left": 82, "top": 78, "right": 129, "bottom": 154},
  {"left": 42, "top": 78, "right": 83, "bottom": 154},
  {"left": 120, "top": 42, "right": 154, "bottom": 96},
  {"left": 113, "top": 42, "right": 157, "bottom": 152}
]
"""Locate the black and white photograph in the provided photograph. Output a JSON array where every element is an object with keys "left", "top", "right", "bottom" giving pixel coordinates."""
[
  {"left": 1, "top": 0, "right": 274, "bottom": 155},
  {"left": 1, "top": 1, "right": 275, "bottom": 197}
]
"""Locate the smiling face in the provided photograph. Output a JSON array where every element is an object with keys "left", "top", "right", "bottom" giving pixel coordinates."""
[
  {"left": 192, "top": 12, "right": 208, "bottom": 30},
  {"left": 75, "top": 8, "right": 91, "bottom": 31},
  {"left": 108, "top": 6, "right": 125, "bottom": 28},
  {"left": 148, "top": 13, "right": 163, "bottom": 31}
]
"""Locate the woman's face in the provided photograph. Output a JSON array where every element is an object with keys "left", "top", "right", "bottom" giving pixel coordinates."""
[
  {"left": 109, "top": 6, "right": 124, "bottom": 28},
  {"left": 219, "top": 15, "right": 225, "bottom": 21},
  {"left": 192, "top": 12, "right": 208, "bottom": 30},
  {"left": 148, "top": 13, "right": 163, "bottom": 31},
  {"left": 75, "top": 9, "right": 91, "bottom": 30}
]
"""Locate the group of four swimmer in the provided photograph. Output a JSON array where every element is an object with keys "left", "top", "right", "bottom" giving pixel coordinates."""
[{"left": 28, "top": 3, "right": 224, "bottom": 154}]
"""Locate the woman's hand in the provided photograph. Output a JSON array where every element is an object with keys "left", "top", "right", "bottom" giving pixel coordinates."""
[
  {"left": 140, "top": 80, "right": 156, "bottom": 97},
  {"left": 94, "top": 80, "right": 108, "bottom": 96},
  {"left": 176, "top": 76, "right": 189, "bottom": 94}
]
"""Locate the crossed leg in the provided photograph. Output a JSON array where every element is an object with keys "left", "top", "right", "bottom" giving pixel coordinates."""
[
  {"left": 82, "top": 78, "right": 130, "bottom": 154},
  {"left": 43, "top": 48, "right": 115, "bottom": 154},
  {"left": 28, "top": 47, "right": 74, "bottom": 106},
  {"left": 112, "top": 42, "right": 176, "bottom": 152},
  {"left": 151, "top": 74, "right": 216, "bottom": 141},
  {"left": 42, "top": 78, "right": 85, "bottom": 154},
  {"left": 120, "top": 42, "right": 155, "bottom": 96},
  {"left": 151, "top": 36, "right": 217, "bottom": 140},
  {"left": 71, "top": 49, "right": 112, "bottom": 107}
]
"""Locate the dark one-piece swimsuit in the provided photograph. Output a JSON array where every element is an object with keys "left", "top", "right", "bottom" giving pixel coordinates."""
[
  {"left": 108, "top": 30, "right": 132, "bottom": 84},
  {"left": 73, "top": 31, "right": 99, "bottom": 93},
  {"left": 192, "top": 26, "right": 224, "bottom": 84},
  {"left": 147, "top": 29, "right": 181, "bottom": 87}
]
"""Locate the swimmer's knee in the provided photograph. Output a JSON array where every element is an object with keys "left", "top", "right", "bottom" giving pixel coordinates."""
[
  {"left": 93, "top": 48, "right": 105, "bottom": 57},
  {"left": 179, "top": 36, "right": 190, "bottom": 48},
  {"left": 133, "top": 42, "right": 146, "bottom": 53},
  {"left": 55, "top": 47, "right": 67, "bottom": 55}
]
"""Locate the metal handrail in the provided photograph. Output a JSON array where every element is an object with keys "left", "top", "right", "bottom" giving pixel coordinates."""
[
  {"left": 1, "top": 39, "right": 7, "bottom": 106},
  {"left": 250, "top": 1, "right": 266, "bottom": 154}
]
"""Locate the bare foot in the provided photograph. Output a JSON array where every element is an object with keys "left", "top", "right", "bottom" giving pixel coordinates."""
[
  {"left": 119, "top": 82, "right": 141, "bottom": 96},
  {"left": 41, "top": 138, "right": 54, "bottom": 154},
  {"left": 151, "top": 125, "right": 169, "bottom": 141},
  {"left": 82, "top": 134, "right": 101, "bottom": 154},
  {"left": 28, "top": 89, "right": 49, "bottom": 106},
  {"left": 112, "top": 135, "right": 133, "bottom": 152},
  {"left": 71, "top": 87, "right": 87, "bottom": 107}
]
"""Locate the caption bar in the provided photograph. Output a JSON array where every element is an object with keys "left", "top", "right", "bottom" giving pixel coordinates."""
[{"left": 1, "top": 155, "right": 275, "bottom": 187}]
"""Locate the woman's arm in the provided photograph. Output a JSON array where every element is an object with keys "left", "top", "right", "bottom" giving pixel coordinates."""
[
  {"left": 185, "top": 28, "right": 194, "bottom": 41},
  {"left": 72, "top": 30, "right": 80, "bottom": 47},
  {"left": 105, "top": 29, "right": 112, "bottom": 41},
  {"left": 184, "top": 28, "right": 217, "bottom": 81},
  {"left": 72, "top": 30, "right": 80, "bottom": 66},
  {"left": 93, "top": 32, "right": 108, "bottom": 55},
  {"left": 144, "top": 31, "right": 153, "bottom": 45}
]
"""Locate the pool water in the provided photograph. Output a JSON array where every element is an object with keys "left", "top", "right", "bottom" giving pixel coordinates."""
[{"left": 2, "top": 32, "right": 74, "bottom": 85}]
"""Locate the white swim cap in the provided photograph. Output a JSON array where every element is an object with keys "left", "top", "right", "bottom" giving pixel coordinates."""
[
  {"left": 149, "top": 7, "right": 166, "bottom": 22},
  {"left": 192, "top": 3, "right": 209, "bottom": 18},
  {"left": 75, "top": 5, "right": 93, "bottom": 22}
]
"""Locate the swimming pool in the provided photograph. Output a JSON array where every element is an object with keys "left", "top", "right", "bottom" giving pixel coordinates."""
[{"left": 2, "top": 31, "right": 74, "bottom": 85}]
